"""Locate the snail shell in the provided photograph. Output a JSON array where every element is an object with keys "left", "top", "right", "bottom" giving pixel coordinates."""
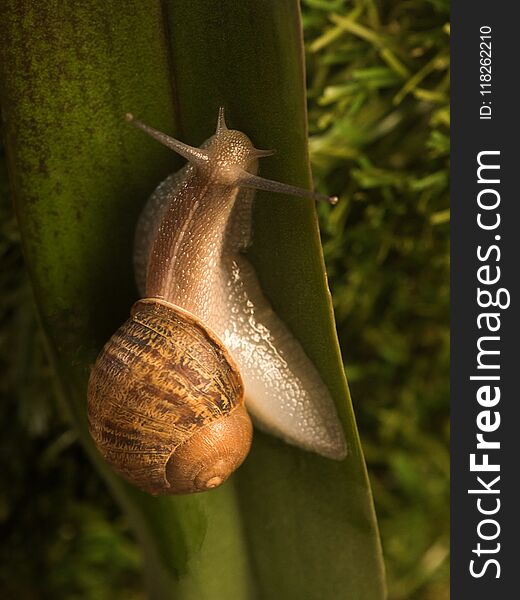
[{"left": 88, "top": 299, "right": 252, "bottom": 495}]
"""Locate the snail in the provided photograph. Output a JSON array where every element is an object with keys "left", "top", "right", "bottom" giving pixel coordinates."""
[{"left": 87, "top": 108, "right": 347, "bottom": 496}]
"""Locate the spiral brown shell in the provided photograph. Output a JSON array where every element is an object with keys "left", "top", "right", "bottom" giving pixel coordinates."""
[{"left": 87, "top": 298, "right": 252, "bottom": 495}]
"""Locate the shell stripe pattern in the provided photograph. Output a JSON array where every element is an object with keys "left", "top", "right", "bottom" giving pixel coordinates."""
[{"left": 87, "top": 298, "right": 244, "bottom": 494}]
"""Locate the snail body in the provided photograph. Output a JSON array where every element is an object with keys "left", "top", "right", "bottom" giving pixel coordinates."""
[{"left": 88, "top": 108, "right": 346, "bottom": 496}]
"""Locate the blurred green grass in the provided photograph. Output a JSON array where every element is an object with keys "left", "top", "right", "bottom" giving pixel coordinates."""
[
  {"left": 304, "top": 1, "right": 449, "bottom": 598},
  {"left": 0, "top": 1, "right": 449, "bottom": 598}
]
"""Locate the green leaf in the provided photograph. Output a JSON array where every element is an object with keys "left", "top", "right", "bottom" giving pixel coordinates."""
[{"left": 0, "top": 1, "right": 385, "bottom": 598}]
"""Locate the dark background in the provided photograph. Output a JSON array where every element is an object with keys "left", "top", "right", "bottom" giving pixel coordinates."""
[{"left": 452, "top": 0, "right": 518, "bottom": 596}]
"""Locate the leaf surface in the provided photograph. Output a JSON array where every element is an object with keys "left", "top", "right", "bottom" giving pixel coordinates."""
[{"left": 0, "top": 1, "right": 385, "bottom": 598}]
